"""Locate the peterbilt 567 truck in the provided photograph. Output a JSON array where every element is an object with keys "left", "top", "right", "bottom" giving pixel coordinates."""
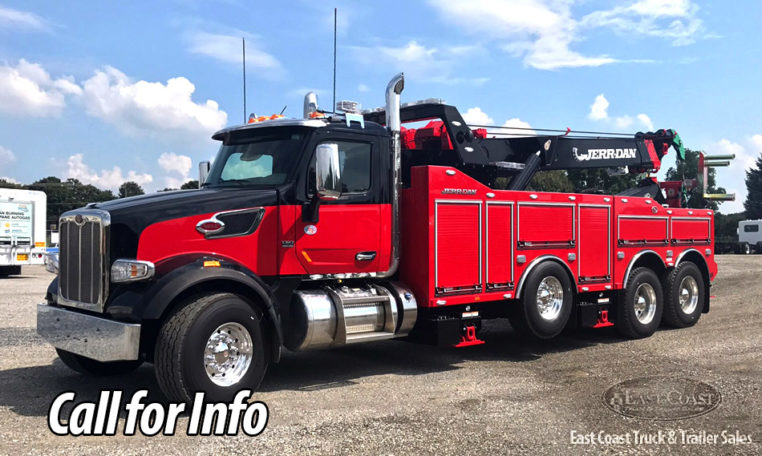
[{"left": 38, "top": 74, "right": 717, "bottom": 402}]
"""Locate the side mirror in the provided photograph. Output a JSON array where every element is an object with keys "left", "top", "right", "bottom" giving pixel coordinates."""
[
  {"left": 315, "top": 143, "right": 341, "bottom": 200},
  {"left": 198, "top": 161, "right": 211, "bottom": 187}
]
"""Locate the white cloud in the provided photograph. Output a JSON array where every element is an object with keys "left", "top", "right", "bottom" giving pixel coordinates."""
[
  {"left": 0, "top": 6, "right": 48, "bottom": 31},
  {"left": 461, "top": 107, "right": 494, "bottom": 125},
  {"left": 461, "top": 107, "right": 534, "bottom": 136},
  {"left": 349, "top": 40, "right": 488, "bottom": 85},
  {"left": 582, "top": 0, "right": 704, "bottom": 46},
  {"left": 427, "top": 0, "right": 616, "bottom": 70},
  {"left": 501, "top": 118, "right": 535, "bottom": 136},
  {"left": 427, "top": 0, "right": 706, "bottom": 70},
  {"left": 589, "top": 94, "right": 610, "bottom": 121},
  {"left": 81, "top": 66, "right": 227, "bottom": 141},
  {"left": 158, "top": 152, "right": 194, "bottom": 188},
  {"left": 0, "top": 176, "right": 19, "bottom": 184},
  {"left": 637, "top": 113, "right": 654, "bottom": 131},
  {"left": 0, "top": 59, "right": 81, "bottom": 117},
  {"left": 158, "top": 152, "right": 193, "bottom": 177},
  {"left": 0, "top": 145, "right": 15, "bottom": 166},
  {"left": 185, "top": 31, "right": 284, "bottom": 77},
  {"left": 65, "top": 154, "right": 153, "bottom": 191},
  {"left": 588, "top": 93, "right": 654, "bottom": 132},
  {"left": 357, "top": 83, "right": 369, "bottom": 93}
]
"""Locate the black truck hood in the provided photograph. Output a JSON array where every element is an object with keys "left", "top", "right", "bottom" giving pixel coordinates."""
[{"left": 92, "top": 187, "right": 279, "bottom": 235}]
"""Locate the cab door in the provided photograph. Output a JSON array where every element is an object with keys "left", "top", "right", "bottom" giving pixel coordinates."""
[{"left": 295, "top": 135, "right": 389, "bottom": 275}]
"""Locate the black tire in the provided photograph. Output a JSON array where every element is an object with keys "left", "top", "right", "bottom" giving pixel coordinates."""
[
  {"left": 741, "top": 242, "right": 751, "bottom": 255},
  {"left": 0, "top": 265, "right": 21, "bottom": 276},
  {"left": 509, "top": 261, "right": 573, "bottom": 339},
  {"left": 616, "top": 267, "right": 663, "bottom": 339},
  {"left": 154, "top": 292, "right": 268, "bottom": 403},
  {"left": 756, "top": 242, "right": 762, "bottom": 254},
  {"left": 662, "top": 262, "right": 705, "bottom": 328},
  {"left": 56, "top": 348, "right": 143, "bottom": 376}
]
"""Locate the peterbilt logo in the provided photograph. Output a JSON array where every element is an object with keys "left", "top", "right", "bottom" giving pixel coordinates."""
[
  {"left": 573, "top": 147, "right": 637, "bottom": 161},
  {"left": 442, "top": 188, "right": 477, "bottom": 195}
]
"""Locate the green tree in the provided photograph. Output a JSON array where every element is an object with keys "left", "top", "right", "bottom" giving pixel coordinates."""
[
  {"left": 0, "top": 178, "right": 25, "bottom": 189},
  {"left": 567, "top": 169, "right": 640, "bottom": 194},
  {"left": 665, "top": 148, "right": 726, "bottom": 210},
  {"left": 180, "top": 180, "right": 199, "bottom": 190},
  {"left": 527, "top": 170, "right": 574, "bottom": 192},
  {"left": 715, "top": 211, "right": 746, "bottom": 241},
  {"left": 744, "top": 153, "right": 762, "bottom": 219},
  {"left": 118, "top": 181, "right": 145, "bottom": 198},
  {"left": 28, "top": 177, "right": 115, "bottom": 228}
]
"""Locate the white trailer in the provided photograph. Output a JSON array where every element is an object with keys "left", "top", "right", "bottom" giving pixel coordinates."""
[
  {"left": 737, "top": 219, "right": 762, "bottom": 254},
  {"left": 0, "top": 188, "right": 47, "bottom": 276}
]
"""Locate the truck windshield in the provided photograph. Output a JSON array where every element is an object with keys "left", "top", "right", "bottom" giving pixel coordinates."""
[{"left": 204, "top": 128, "right": 308, "bottom": 187}]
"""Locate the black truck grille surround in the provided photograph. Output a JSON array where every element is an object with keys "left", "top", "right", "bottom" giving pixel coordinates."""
[{"left": 58, "top": 210, "right": 109, "bottom": 312}]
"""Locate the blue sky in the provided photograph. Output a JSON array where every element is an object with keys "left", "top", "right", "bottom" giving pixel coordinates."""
[{"left": 0, "top": 0, "right": 759, "bottom": 212}]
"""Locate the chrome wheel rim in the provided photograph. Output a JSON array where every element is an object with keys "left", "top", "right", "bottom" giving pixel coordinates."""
[
  {"left": 204, "top": 322, "right": 253, "bottom": 387},
  {"left": 634, "top": 283, "right": 657, "bottom": 325},
  {"left": 678, "top": 276, "right": 699, "bottom": 314},
  {"left": 536, "top": 276, "right": 564, "bottom": 321}
]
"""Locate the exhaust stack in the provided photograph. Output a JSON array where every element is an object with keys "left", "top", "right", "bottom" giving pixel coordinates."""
[
  {"left": 303, "top": 92, "right": 318, "bottom": 119},
  {"left": 377, "top": 73, "right": 404, "bottom": 278}
]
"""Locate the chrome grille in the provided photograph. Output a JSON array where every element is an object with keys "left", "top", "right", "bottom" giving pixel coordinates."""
[{"left": 58, "top": 209, "right": 110, "bottom": 312}]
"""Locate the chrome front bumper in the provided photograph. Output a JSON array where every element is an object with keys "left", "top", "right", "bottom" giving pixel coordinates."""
[{"left": 37, "top": 304, "right": 141, "bottom": 362}]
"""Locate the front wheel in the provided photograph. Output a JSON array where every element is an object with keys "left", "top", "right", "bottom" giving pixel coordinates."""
[
  {"left": 741, "top": 242, "right": 751, "bottom": 255},
  {"left": 616, "top": 267, "right": 663, "bottom": 339},
  {"left": 662, "top": 262, "right": 705, "bottom": 328},
  {"left": 154, "top": 293, "right": 268, "bottom": 403},
  {"left": 56, "top": 349, "right": 143, "bottom": 376}
]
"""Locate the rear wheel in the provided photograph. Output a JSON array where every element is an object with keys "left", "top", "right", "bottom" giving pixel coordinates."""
[
  {"left": 0, "top": 266, "right": 21, "bottom": 277},
  {"left": 509, "top": 261, "right": 573, "bottom": 339},
  {"left": 154, "top": 292, "right": 268, "bottom": 403},
  {"left": 662, "top": 262, "right": 705, "bottom": 328},
  {"left": 56, "top": 349, "right": 143, "bottom": 376},
  {"left": 616, "top": 267, "right": 663, "bottom": 339},
  {"left": 741, "top": 242, "right": 751, "bottom": 255}
]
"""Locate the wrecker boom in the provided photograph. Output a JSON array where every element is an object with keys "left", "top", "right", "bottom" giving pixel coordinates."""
[{"left": 364, "top": 102, "right": 685, "bottom": 198}]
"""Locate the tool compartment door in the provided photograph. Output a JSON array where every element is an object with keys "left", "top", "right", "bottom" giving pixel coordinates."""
[
  {"left": 578, "top": 204, "right": 611, "bottom": 281},
  {"left": 486, "top": 202, "right": 513, "bottom": 288},
  {"left": 670, "top": 217, "right": 711, "bottom": 245},
  {"left": 435, "top": 200, "right": 481, "bottom": 293}
]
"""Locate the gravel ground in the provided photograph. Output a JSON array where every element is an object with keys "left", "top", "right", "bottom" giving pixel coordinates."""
[{"left": 0, "top": 258, "right": 759, "bottom": 455}]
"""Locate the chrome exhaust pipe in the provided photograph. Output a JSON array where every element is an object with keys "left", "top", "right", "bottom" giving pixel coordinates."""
[
  {"left": 377, "top": 73, "right": 404, "bottom": 278},
  {"left": 303, "top": 91, "right": 318, "bottom": 119}
]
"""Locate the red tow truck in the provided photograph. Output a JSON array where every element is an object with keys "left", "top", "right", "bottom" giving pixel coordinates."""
[{"left": 38, "top": 74, "right": 716, "bottom": 402}]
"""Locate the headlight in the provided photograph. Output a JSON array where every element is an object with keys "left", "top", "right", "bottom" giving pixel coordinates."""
[
  {"left": 111, "top": 259, "right": 155, "bottom": 283},
  {"left": 44, "top": 253, "right": 58, "bottom": 274}
]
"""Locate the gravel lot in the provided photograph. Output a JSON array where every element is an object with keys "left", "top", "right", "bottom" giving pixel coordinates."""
[{"left": 0, "top": 257, "right": 759, "bottom": 455}]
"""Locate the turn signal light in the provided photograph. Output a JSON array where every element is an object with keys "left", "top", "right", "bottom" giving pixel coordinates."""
[{"left": 111, "top": 259, "right": 155, "bottom": 283}]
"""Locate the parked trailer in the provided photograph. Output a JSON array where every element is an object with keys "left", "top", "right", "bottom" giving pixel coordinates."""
[
  {"left": 736, "top": 220, "right": 762, "bottom": 254},
  {"left": 0, "top": 188, "right": 46, "bottom": 276},
  {"left": 37, "top": 74, "right": 717, "bottom": 402}
]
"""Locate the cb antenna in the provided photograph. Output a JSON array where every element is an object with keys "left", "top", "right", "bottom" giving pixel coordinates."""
[
  {"left": 332, "top": 7, "right": 337, "bottom": 113},
  {"left": 242, "top": 37, "right": 247, "bottom": 123}
]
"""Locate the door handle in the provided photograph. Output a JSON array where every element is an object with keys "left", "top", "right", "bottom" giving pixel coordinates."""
[{"left": 356, "top": 251, "right": 377, "bottom": 261}]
